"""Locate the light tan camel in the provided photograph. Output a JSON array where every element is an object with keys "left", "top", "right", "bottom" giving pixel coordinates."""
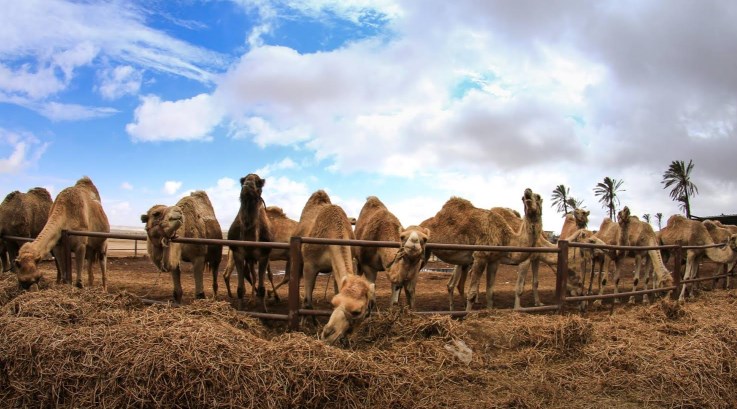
[
  {"left": 590, "top": 217, "right": 624, "bottom": 302},
  {"left": 703, "top": 220, "right": 737, "bottom": 288},
  {"left": 16, "top": 177, "right": 109, "bottom": 290},
  {"left": 223, "top": 205, "right": 298, "bottom": 300},
  {"left": 354, "top": 196, "right": 429, "bottom": 309},
  {"left": 227, "top": 173, "right": 273, "bottom": 311},
  {"left": 420, "top": 189, "right": 544, "bottom": 311},
  {"left": 560, "top": 208, "right": 590, "bottom": 240},
  {"left": 294, "top": 190, "right": 374, "bottom": 344},
  {"left": 0, "top": 188, "right": 53, "bottom": 273},
  {"left": 616, "top": 206, "right": 673, "bottom": 303},
  {"left": 141, "top": 191, "right": 222, "bottom": 304},
  {"left": 659, "top": 214, "right": 737, "bottom": 301}
]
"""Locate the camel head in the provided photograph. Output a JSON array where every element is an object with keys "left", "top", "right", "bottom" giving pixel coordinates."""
[
  {"left": 617, "top": 206, "right": 631, "bottom": 226},
  {"left": 240, "top": 173, "right": 265, "bottom": 203},
  {"left": 14, "top": 243, "right": 44, "bottom": 290},
  {"left": 521, "top": 188, "right": 543, "bottom": 223},
  {"left": 729, "top": 234, "right": 737, "bottom": 251},
  {"left": 141, "top": 205, "right": 184, "bottom": 271},
  {"left": 321, "top": 275, "right": 375, "bottom": 345},
  {"left": 385, "top": 226, "right": 430, "bottom": 287},
  {"left": 572, "top": 208, "right": 590, "bottom": 228}
]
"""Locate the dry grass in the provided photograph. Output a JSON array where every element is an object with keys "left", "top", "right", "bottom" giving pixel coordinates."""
[{"left": 2, "top": 270, "right": 737, "bottom": 408}]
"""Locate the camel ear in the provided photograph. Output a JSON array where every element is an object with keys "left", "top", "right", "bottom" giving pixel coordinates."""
[
  {"left": 584, "top": 210, "right": 590, "bottom": 217},
  {"left": 422, "top": 227, "right": 431, "bottom": 240},
  {"left": 339, "top": 275, "right": 349, "bottom": 291},
  {"left": 240, "top": 177, "right": 246, "bottom": 186},
  {"left": 140, "top": 214, "right": 149, "bottom": 223}
]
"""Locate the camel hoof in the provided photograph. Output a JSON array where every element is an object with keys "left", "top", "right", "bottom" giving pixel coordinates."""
[
  {"left": 627, "top": 296, "right": 636, "bottom": 305},
  {"left": 75, "top": 281, "right": 83, "bottom": 289},
  {"left": 592, "top": 299, "right": 603, "bottom": 307},
  {"left": 196, "top": 292, "right": 205, "bottom": 299}
]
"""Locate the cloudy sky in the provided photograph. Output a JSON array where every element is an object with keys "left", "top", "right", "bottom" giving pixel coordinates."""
[{"left": 1, "top": 0, "right": 735, "bottom": 234}]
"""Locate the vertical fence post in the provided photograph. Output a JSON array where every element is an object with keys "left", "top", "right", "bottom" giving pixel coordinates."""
[
  {"left": 556, "top": 240, "right": 569, "bottom": 312},
  {"left": 61, "top": 230, "right": 73, "bottom": 284},
  {"left": 671, "top": 245, "right": 682, "bottom": 300},
  {"left": 134, "top": 240, "right": 138, "bottom": 258},
  {"left": 288, "top": 236, "right": 303, "bottom": 331}
]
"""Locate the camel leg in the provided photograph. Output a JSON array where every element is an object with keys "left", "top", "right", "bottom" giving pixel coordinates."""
[
  {"left": 611, "top": 257, "right": 623, "bottom": 303},
  {"left": 679, "top": 253, "right": 696, "bottom": 302},
  {"left": 465, "top": 256, "right": 487, "bottom": 311},
  {"left": 233, "top": 250, "right": 247, "bottom": 309},
  {"left": 74, "top": 245, "right": 86, "bottom": 289},
  {"left": 271, "top": 259, "right": 290, "bottom": 296},
  {"left": 193, "top": 257, "right": 206, "bottom": 299},
  {"left": 257, "top": 257, "right": 269, "bottom": 312},
  {"left": 86, "top": 252, "right": 95, "bottom": 288},
  {"left": 223, "top": 251, "right": 234, "bottom": 298},
  {"left": 446, "top": 267, "right": 461, "bottom": 311},
  {"left": 391, "top": 283, "right": 402, "bottom": 307},
  {"left": 514, "top": 260, "right": 530, "bottom": 310},
  {"left": 405, "top": 278, "right": 417, "bottom": 310},
  {"left": 531, "top": 257, "right": 543, "bottom": 307},
  {"left": 99, "top": 250, "right": 108, "bottom": 292},
  {"left": 360, "top": 264, "right": 378, "bottom": 310},
  {"left": 629, "top": 253, "right": 643, "bottom": 304},
  {"left": 171, "top": 265, "right": 183, "bottom": 304},
  {"left": 265, "top": 262, "right": 280, "bottom": 302},
  {"left": 484, "top": 260, "right": 500, "bottom": 310},
  {"left": 52, "top": 244, "right": 65, "bottom": 284}
]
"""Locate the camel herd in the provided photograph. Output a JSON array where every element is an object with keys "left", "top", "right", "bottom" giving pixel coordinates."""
[{"left": 2, "top": 175, "right": 737, "bottom": 344}]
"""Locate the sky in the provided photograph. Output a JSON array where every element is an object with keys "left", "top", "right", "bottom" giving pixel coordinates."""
[{"left": 1, "top": 0, "right": 736, "bottom": 234}]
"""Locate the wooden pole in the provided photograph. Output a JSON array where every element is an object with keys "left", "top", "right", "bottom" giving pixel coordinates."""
[
  {"left": 288, "top": 237, "right": 303, "bottom": 331},
  {"left": 671, "top": 245, "right": 682, "bottom": 300}
]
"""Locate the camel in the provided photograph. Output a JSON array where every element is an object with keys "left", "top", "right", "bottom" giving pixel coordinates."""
[
  {"left": 227, "top": 173, "right": 272, "bottom": 311},
  {"left": 141, "top": 191, "right": 222, "bottom": 304},
  {"left": 616, "top": 206, "right": 674, "bottom": 303},
  {"left": 222, "top": 205, "right": 298, "bottom": 300},
  {"left": 0, "top": 188, "right": 53, "bottom": 272},
  {"left": 15, "top": 177, "right": 109, "bottom": 291},
  {"left": 354, "top": 196, "right": 430, "bottom": 309},
  {"left": 560, "top": 208, "right": 590, "bottom": 240},
  {"left": 659, "top": 214, "right": 737, "bottom": 301},
  {"left": 420, "top": 189, "right": 546, "bottom": 311},
  {"left": 293, "top": 190, "right": 373, "bottom": 344},
  {"left": 590, "top": 217, "right": 625, "bottom": 301},
  {"left": 703, "top": 220, "right": 737, "bottom": 288}
]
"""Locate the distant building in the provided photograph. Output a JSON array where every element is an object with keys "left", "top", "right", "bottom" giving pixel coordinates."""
[{"left": 690, "top": 214, "right": 737, "bottom": 226}]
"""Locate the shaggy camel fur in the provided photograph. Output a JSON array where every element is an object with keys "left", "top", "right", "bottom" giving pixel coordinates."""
[
  {"left": 616, "top": 206, "right": 673, "bottom": 303},
  {"left": 141, "top": 191, "right": 222, "bottom": 304},
  {"left": 223, "top": 206, "right": 298, "bottom": 300},
  {"left": 16, "top": 177, "right": 109, "bottom": 290},
  {"left": 659, "top": 214, "right": 737, "bottom": 301},
  {"left": 227, "top": 174, "right": 272, "bottom": 311},
  {"left": 420, "top": 189, "right": 543, "bottom": 311},
  {"left": 294, "top": 190, "right": 374, "bottom": 344},
  {"left": 0, "top": 188, "right": 53, "bottom": 272},
  {"left": 354, "top": 196, "right": 429, "bottom": 309}
]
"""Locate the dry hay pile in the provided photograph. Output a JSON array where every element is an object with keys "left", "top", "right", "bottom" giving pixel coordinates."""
[{"left": 2, "top": 270, "right": 737, "bottom": 409}]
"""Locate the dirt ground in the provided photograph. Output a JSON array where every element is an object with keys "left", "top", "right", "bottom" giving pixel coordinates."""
[{"left": 34, "top": 237, "right": 724, "bottom": 318}]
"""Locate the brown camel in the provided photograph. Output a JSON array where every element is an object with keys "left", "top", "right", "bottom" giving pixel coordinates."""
[
  {"left": 354, "top": 196, "right": 429, "bottom": 309},
  {"left": 16, "top": 177, "right": 109, "bottom": 290},
  {"left": 227, "top": 173, "right": 272, "bottom": 311},
  {"left": 294, "top": 190, "right": 373, "bottom": 344},
  {"left": 703, "top": 220, "right": 737, "bottom": 288},
  {"left": 560, "top": 208, "right": 590, "bottom": 240},
  {"left": 420, "top": 189, "right": 544, "bottom": 311},
  {"left": 659, "top": 214, "right": 737, "bottom": 301},
  {"left": 590, "top": 217, "right": 624, "bottom": 302},
  {"left": 0, "top": 188, "right": 53, "bottom": 273},
  {"left": 223, "top": 205, "right": 298, "bottom": 300},
  {"left": 616, "top": 206, "right": 673, "bottom": 303},
  {"left": 141, "top": 190, "right": 222, "bottom": 304}
]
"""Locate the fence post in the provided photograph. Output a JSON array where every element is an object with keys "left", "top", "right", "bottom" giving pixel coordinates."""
[
  {"left": 134, "top": 240, "right": 138, "bottom": 257},
  {"left": 61, "top": 230, "right": 73, "bottom": 284},
  {"left": 556, "top": 240, "right": 569, "bottom": 312},
  {"left": 671, "top": 245, "right": 682, "bottom": 300},
  {"left": 288, "top": 236, "right": 303, "bottom": 331}
]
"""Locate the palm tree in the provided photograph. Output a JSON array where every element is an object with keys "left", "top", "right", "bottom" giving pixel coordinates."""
[
  {"left": 662, "top": 159, "right": 699, "bottom": 218},
  {"left": 551, "top": 184, "right": 571, "bottom": 215},
  {"left": 566, "top": 197, "right": 585, "bottom": 210},
  {"left": 655, "top": 212, "right": 663, "bottom": 230},
  {"left": 593, "top": 177, "right": 625, "bottom": 219},
  {"left": 642, "top": 213, "right": 651, "bottom": 224}
]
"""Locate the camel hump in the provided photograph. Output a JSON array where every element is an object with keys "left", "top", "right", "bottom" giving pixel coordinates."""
[
  {"left": 75, "top": 176, "right": 101, "bottom": 200},
  {"left": 265, "top": 206, "right": 286, "bottom": 217},
  {"left": 1, "top": 191, "right": 21, "bottom": 205},
  {"left": 189, "top": 190, "right": 214, "bottom": 208},
  {"left": 27, "top": 187, "right": 52, "bottom": 201},
  {"left": 445, "top": 196, "right": 474, "bottom": 209},
  {"left": 307, "top": 189, "right": 331, "bottom": 206}
]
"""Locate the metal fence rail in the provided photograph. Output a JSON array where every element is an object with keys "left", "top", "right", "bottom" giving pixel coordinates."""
[{"left": 3, "top": 230, "right": 735, "bottom": 332}]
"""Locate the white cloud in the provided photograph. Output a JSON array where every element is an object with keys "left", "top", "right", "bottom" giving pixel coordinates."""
[
  {"left": 255, "top": 157, "right": 298, "bottom": 176},
  {"left": 126, "top": 94, "right": 224, "bottom": 141},
  {"left": 0, "top": 129, "right": 49, "bottom": 173},
  {"left": 121, "top": 182, "right": 133, "bottom": 190},
  {"left": 163, "top": 180, "right": 182, "bottom": 195},
  {"left": 98, "top": 65, "right": 143, "bottom": 100},
  {"left": 35, "top": 102, "right": 118, "bottom": 122}
]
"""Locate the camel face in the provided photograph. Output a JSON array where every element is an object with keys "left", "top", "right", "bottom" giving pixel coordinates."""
[
  {"left": 142, "top": 205, "right": 184, "bottom": 271},
  {"left": 521, "top": 188, "right": 543, "bottom": 222},
  {"left": 321, "top": 275, "right": 374, "bottom": 345},
  {"left": 240, "top": 174, "right": 265, "bottom": 202},
  {"left": 15, "top": 245, "right": 42, "bottom": 290},
  {"left": 573, "top": 209, "right": 589, "bottom": 227},
  {"left": 617, "top": 206, "right": 631, "bottom": 225},
  {"left": 385, "top": 227, "right": 429, "bottom": 286}
]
